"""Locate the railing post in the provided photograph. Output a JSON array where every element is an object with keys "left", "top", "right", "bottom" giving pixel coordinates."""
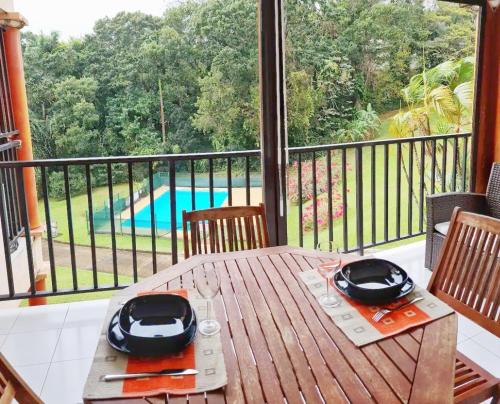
[
  {"left": 355, "top": 147, "right": 364, "bottom": 255},
  {"left": 0, "top": 169, "right": 14, "bottom": 297},
  {"left": 169, "top": 160, "right": 178, "bottom": 264},
  {"left": 258, "top": 0, "right": 288, "bottom": 246}
]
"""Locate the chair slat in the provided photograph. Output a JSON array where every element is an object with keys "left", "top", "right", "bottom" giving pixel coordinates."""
[
  {"left": 220, "top": 219, "right": 226, "bottom": 253},
  {"left": 237, "top": 216, "right": 244, "bottom": 250},
  {"left": 182, "top": 204, "right": 269, "bottom": 258},
  {"left": 0, "top": 353, "right": 42, "bottom": 404},
  {"left": 428, "top": 208, "right": 500, "bottom": 337}
]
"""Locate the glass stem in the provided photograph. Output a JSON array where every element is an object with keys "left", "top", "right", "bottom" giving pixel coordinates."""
[
  {"left": 326, "top": 278, "right": 330, "bottom": 298},
  {"left": 206, "top": 300, "right": 211, "bottom": 322}
]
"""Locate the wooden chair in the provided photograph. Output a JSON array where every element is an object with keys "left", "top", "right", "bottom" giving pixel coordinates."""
[
  {"left": 428, "top": 207, "right": 500, "bottom": 404},
  {"left": 0, "top": 353, "right": 42, "bottom": 404},
  {"left": 182, "top": 204, "right": 269, "bottom": 258}
]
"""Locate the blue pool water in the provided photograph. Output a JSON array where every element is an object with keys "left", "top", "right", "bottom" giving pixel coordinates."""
[{"left": 122, "top": 189, "right": 228, "bottom": 231}]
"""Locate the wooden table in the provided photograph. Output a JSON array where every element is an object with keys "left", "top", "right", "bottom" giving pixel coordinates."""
[{"left": 87, "top": 246, "right": 457, "bottom": 404}]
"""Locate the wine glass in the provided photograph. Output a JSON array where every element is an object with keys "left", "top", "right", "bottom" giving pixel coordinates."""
[
  {"left": 194, "top": 266, "right": 221, "bottom": 336},
  {"left": 316, "top": 241, "right": 341, "bottom": 308}
]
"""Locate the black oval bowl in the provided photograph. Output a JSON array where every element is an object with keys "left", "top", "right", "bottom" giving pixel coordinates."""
[
  {"left": 334, "top": 271, "right": 415, "bottom": 305},
  {"left": 117, "top": 294, "right": 197, "bottom": 356},
  {"left": 340, "top": 259, "right": 409, "bottom": 302}
]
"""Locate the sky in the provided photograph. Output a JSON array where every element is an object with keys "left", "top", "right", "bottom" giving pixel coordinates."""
[{"left": 16, "top": 0, "right": 176, "bottom": 39}]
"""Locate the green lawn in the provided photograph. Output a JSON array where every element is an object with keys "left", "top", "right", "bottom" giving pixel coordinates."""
[
  {"left": 39, "top": 182, "right": 180, "bottom": 254},
  {"left": 39, "top": 134, "right": 467, "bottom": 254}
]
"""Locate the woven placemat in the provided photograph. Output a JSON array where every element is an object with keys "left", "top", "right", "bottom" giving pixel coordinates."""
[
  {"left": 299, "top": 269, "right": 453, "bottom": 347},
  {"left": 83, "top": 289, "right": 227, "bottom": 400}
]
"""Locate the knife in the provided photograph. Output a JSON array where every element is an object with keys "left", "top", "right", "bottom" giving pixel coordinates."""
[{"left": 102, "top": 368, "right": 199, "bottom": 382}]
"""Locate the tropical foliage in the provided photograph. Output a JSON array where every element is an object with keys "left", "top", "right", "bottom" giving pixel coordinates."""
[{"left": 23, "top": 0, "right": 478, "bottom": 163}]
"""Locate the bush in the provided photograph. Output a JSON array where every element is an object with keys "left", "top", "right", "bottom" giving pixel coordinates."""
[
  {"left": 47, "top": 170, "right": 87, "bottom": 199},
  {"left": 288, "top": 156, "right": 344, "bottom": 204},
  {"left": 302, "top": 195, "right": 344, "bottom": 231}
]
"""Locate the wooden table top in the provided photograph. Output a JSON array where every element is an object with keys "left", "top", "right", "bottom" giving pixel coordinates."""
[{"left": 87, "top": 246, "right": 457, "bottom": 404}]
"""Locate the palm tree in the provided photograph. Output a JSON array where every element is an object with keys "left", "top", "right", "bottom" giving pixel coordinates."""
[{"left": 390, "top": 57, "right": 474, "bottom": 196}]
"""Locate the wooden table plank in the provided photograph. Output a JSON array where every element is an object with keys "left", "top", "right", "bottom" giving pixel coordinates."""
[
  {"left": 377, "top": 339, "right": 417, "bottom": 381},
  {"left": 233, "top": 257, "right": 323, "bottom": 403},
  {"left": 244, "top": 256, "right": 349, "bottom": 403},
  {"left": 261, "top": 254, "right": 372, "bottom": 403},
  {"left": 205, "top": 262, "right": 268, "bottom": 403},
  {"left": 85, "top": 246, "right": 457, "bottom": 404},
  {"left": 409, "top": 314, "right": 457, "bottom": 404},
  {"left": 361, "top": 344, "right": 412, "bottom": 402},
  {"left": 222, "top": 259, "right": 303, "bottom": 404},
  {"left": 284, "top": 252, "right": 402, "bottom": 404}
]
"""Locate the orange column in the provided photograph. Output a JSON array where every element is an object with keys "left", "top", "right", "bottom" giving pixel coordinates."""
[
  {"left": 3, "top": 25, "right": 41, "bottom": 229},
  {"left": 473, "top": 7, "right": 500, "bottom": 192}
]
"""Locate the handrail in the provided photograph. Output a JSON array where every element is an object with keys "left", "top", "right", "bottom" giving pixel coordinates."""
[{"left": 0, "top": 132, "right": 470, "bottom": 168}]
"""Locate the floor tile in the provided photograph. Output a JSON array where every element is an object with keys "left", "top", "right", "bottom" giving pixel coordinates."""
[
  {"left": 15, "top": 363, "right": 50, "bottom": 395},
  {"left": 10, "top": 303, "right": 69, "bottom": 333},
  {"left": 374, "top": 241, "right": 431, "bottom": 287},
  {"left": 456, "top": 332, "right": 469, "bottom": 344},
  {"left": 64, "top": 299, "right": 108, "bottom": 328},
  {"left": 458, "top": 339, "right": 500, "bottom": 377},
  {"left": 457, "top": 314, "right": 486, "bottom": 338},
  {"left": 52, "top": 325, "right": 101, "bottom": 362},
  {"left": 472, "top": 330, "right": 500, "bottom": 357},
  {"left": 0, "top": 307, "right": 20, "bottom": 334},
  {"left": 0, "top": 334, "right": 7, "bottom": 349},
  {"left": 1, "top": 329, "right": 60, "bottom": 367},
  {"left": 41, "top": 358, "right": 92, "bottom": 404}
]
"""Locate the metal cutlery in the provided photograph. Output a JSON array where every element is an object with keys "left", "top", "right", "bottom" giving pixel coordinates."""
[
  {"left": 372, "top": 297, "right": 424, "bottom": 322},
  {"left": 102, "top": 368, "right": 199, "bottom": 382}
]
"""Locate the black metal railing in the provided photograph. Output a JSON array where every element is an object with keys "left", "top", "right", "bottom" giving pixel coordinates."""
[
  {"left": 287, "top": 132, "right": 472, "bottom": 253},
  {"left": 0, "top": 150, "right": 261, "bottom": 300},
  {"left": 0, "top": 140, "right": 22, "bottom": 253},
  {"left": 0, "top": 132, "right": 471, "bottom": 301}
]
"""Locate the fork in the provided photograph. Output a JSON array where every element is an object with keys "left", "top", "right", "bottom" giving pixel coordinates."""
[{"left": 372, "top": 297, "right": 424, "bottom": 322}]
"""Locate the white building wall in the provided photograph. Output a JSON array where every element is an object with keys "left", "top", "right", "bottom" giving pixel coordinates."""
[{"left": 0, "top": 0, "right": 14, "bottom": 13}]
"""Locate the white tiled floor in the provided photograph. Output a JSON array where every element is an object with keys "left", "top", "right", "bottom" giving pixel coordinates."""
[
  {"left": 0, "top": 299, "right": 108, "bottom": 404},
  {"left": 0, "top": 241, "right": 497, "bottom": 404}
]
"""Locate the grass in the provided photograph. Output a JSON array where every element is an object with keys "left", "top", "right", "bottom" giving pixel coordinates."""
[
  {"left": 39, "top": 134, "right": 467, "bottom": 254},
  {"left": 20, "top": 267, "right": 135, "bottom": 306}
]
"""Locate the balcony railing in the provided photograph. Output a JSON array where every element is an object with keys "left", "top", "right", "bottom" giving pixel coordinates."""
[
  {"left": 0, "top": 132, "right": 471, "bottom": 301},
  {"left": 0, "top": 140, "right": 23, "bottom": 253}
]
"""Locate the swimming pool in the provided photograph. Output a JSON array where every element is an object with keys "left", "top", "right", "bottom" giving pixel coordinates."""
[{"left": 122, "top": 189, "right": 228, "bottom": 231}]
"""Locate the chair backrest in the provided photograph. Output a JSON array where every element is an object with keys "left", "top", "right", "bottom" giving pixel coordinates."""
[
  {"left": 486, "top": 162, "right": 500, "bottom": 219},
  {"left": 428, "top": 207, "right": 500, "bottom": 337},
  {"left": 182, "top": 204, "right": 269, "bottom": 258},
  {"left": 0, "top": 353, "right": 42, "bottom": 404}
]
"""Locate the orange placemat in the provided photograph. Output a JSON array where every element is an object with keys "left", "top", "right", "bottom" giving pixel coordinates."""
[
  {"left": 299, "top": 268, "right": 453, "bottom": 346},
  {"left": 83, "top": 289, "right": 227, "bottom": 401},
  {"left": 123, "top": 289, "right": 196, "bottom": 394}
]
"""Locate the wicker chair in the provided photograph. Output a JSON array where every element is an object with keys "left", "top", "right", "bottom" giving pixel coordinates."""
[{"left": 425, "top": 162, "right": 500, "bottom": 269}]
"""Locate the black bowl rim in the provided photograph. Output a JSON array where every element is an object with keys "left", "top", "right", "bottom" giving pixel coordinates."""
[
  {"left": 118, "top": 293, "right": 195, "bottom": 341},
  {"left": 107, "top": 309, "right": 198, "bottom": 356},
  {"left": 333, "top": 271, "right": 415, "bottom": 304},
  {"left": 340, "top": 258, "right": 409, "bottom": 292}
]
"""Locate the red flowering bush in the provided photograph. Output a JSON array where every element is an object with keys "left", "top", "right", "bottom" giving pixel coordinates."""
[{"left": 288, "top": 155, "right": 348, "bottom": 230}]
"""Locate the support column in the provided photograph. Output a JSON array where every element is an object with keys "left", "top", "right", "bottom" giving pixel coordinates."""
[
  {"left": 258, "top": 0, "right": 288, "bottom": 245},
  {"left": 1, "top": 14, "right": 41, "bottom": 229},
  {"left": 472, "top": 6, "right": 500, "bottom": 192}
]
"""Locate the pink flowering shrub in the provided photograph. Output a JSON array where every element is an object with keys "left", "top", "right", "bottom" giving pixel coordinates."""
[
  {"left": 288, "top": 155, "right": 348, "bottom": 231},
  {"left": 302, "top": 195, "right": 344, "bottom": 231}
]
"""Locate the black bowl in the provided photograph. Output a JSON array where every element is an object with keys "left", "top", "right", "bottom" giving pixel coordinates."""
[
  {"left": 117, "top": 294, "right": 197, "bottom": 356},
  {"left": 334, "top": 270, "right": 415, "bottom": 305},
  {"left": 340, "top": 259, "right": 409, "bottom": 302}
]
